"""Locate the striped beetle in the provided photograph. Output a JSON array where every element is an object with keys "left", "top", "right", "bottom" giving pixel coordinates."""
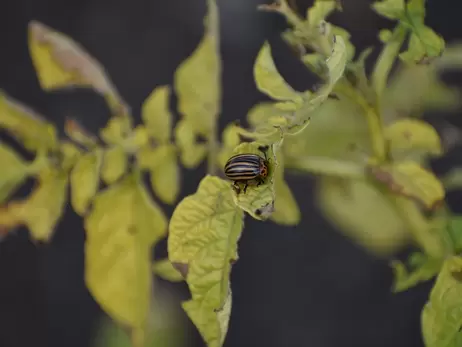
[{"left": 224, "top": 145, "right": 269, "bottom": 194}]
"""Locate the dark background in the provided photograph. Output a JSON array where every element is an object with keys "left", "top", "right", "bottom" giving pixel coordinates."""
[{"left": 0, "top": 0, "right": 461, "bottom": 347}]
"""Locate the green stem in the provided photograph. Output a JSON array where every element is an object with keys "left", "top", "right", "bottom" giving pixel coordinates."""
[{"left": 287, "top": 156, "right": 366, "bottom": 179}]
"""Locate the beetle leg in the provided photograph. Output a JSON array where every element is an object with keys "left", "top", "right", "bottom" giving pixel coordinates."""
[
  {"left": 258, "top": 145, "right": 269, "bottom": 161},
  {"left": 243, "top": 183, "right": 249, "bottom": 194},
  {"left": 256, "top": 177, "right": 263, "bottom": 187},
  {"left": 232, "top": 181, "right": 241, "bottom": 194}
]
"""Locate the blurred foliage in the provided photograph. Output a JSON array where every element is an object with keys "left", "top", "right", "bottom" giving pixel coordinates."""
[{"left": 0, "top": 0, "right": 462, "bottom": 346}]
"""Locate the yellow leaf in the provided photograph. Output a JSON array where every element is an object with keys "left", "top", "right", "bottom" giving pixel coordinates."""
[
  {"left": 217, "top": 123, "right": 242, "bottom": 168},
  {"left": 168, "top": 175, "right": 244, "bottom": 347},
  {"left": 0, "top": 143, "right": 29, "bottom": 203},
  {"left": 100, "top": 116, "right": 128, "bottom": 145},
  {"left": 0, "top": 168, "right": 68, "bottom": 242},
  {"left": 391, "top": 253, "right": 441, "bottom": 292},
  {"left": 422, "top": 256, "right": 462, "bottom": 347},
  {"left": 270, "top": 149, "right": 300, "bottom": 226},
  {"left": 174, "top": 0, "right": 220, "bottom": 136},
  {"left": 101, "top": 146, "right": 127, "bottom": 185},
  {"left": 70, "top": 149, "right": 103, "bottom": 216},
  {"left": 174, "top": 120, "right": 207, "bottom": 169},
  {"left": 149, "top": 145, "right": 180, "bottom": 205},
  {"left": 0, "top": 92, "right": 58, "bottom": 152},
  {"left": 153, "top": 259, "right": 184, "bottom": 282},
  {"left": 142, "top": 85, "right": 172, "bottom": 144},
  {"left": 306, "top": 0, "right": 338, "bottom": 27},
  {"left": 28, "top": 21, "right": 129, "bottom": 116},
  {"left": 85, "top": 173, "right": 167, "bottom": 340},
  {"left": 316, "top": 177, "right": 408, "bottom": 255},
  {"left": 368, "top": 161, "right": 445, "bottom": 210},
  {"left": 60, "top": 141, "right": 83, "bottom": 171},
  {"left": 64, "top": 118, "right": 98, "bottom": 149},
  {"left": 384, "top": 119, "right": 442, "bottom": 158},
  {"left": 254, "top": 42, "right": 302, "bottom": 102},
  {"left": 229, "top": 142, "right": 278, "bottom": 221}
]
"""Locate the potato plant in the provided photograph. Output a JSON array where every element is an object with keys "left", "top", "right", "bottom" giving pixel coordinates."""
[{"left": 1, "top": 0, "right": 462, "bottom": 346}]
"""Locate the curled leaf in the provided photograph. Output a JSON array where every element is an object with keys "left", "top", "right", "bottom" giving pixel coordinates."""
[
  {"left": 70, "top": 149, "right": 102, "bottom": 215},
  {"left": 85, "top": 173, "right": 167, "bottom": 342},
  {"left": 368, "top": 161, "right": 445, "bottom": 210},
  {"left": 229, "top": 142, "right": 278, "bottom": 221},
  {"left": 101, "top": 146, "right": 127, "bottom": 185},
  {"left": 422, "top": 256, "right": 462, "bottom": 347},
  {"left": 0, "top": 92, "right": 58, "bottom": 152},
  {"left": 64, "top": 118, "right": 98, "bottom": 149},
  {"left": 142, "top": 85, "right": 172, "bottom": 144},
  {"left": 28, "top": 21, "right": 128, "bottom": 115},
  {"left": 0, "top": 143, "right": 29, "bottom": 203},
  {"left": 391, "top": 253, "right": 441, "bottom": 292},
  {"left": 168, "top": 175, "right": 244, "bottom": 347},
  {"left": 153, "top": 259, "right": 184, "bottom": 282},
  {"left": 174, "top": 0, "right": 220, "bottom": 136}
]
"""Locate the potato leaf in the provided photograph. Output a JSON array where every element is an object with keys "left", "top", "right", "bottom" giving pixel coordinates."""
[
  {"left": 70, "top": 149, "right": 103, "bottom": 216},
  {"left": 422, "top": 256, "right": 462, "bottom": 347},
  {"left": 384, "top": 119, "right": 443, "bottom": 158},
  {"left": 168, "top": 175, "right": 244, "bottom": 347},
  {"left": 64, "top": 118, "right": 98, "bottom": 149},
  {"left": 316, "top": 177, "right": 408, "bottom": 255},
  {"left": 85, "top": 173, "right": 167, "bottom": 343},
  {"left": 153, "top": 259, "right": 184, "bottom": 283},
  {"left": 174, "top": 120, "right": 207, "bottom": 169},
  {"left": 0, "top": 92, "right": 58, "bottom": 152},
  {"left": 28, "top": 21, "right": 129, "bottom": 116},
  {"left": 101, "top": 146, "right": 127, "bottom": 185},
  {"left": 229, "top": 142, "right": 278, "bottom": 221},
  {"left": 174, "top": 0, "right": 221, "bottom": 137},
  {"left": 0, "top": 167, "right": 68, "bottom": 241},
  {"left": 217, "top": 123, "right": 242, "bottom": 168},
  {"left": 100, "top": 117, "right": 128, "bottom": 145},
  {"left": 447, "top": 216, "right": 462, "bottom": 253},
  {"left": 141, "top": 85, "right": 172, "bottom": 144},
  {"left": 371, "top": 0, "right": 404, "bottom": 20},
  {"left": 148, "top": 145, "right": 180, "bottom": 205},
  {"left": 391, "top": 254, "right": 441, "bottom": 292},
  {"left": 0, "top": 143, "right": 30, "bottom": 203},
  {"left": 254, "top": 42, "right": 303, "bottom": 102},
  {"left": 368, "top": 161, "right": 445, "bottom": 211}
]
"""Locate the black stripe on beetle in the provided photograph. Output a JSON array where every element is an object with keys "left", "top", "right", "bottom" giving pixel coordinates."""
[{"left": 224, "top": 147, "right": 269, "bottom": 194}]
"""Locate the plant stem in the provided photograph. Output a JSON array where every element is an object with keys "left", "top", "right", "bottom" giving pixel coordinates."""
[{"left": 287, "top": 156, "right": 366, "bottom": 179}]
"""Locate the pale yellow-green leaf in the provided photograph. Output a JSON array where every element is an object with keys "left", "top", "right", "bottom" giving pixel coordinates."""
[
  {"left": 85, "top": 173, "right": 167, "bottom": 340},
  {"left": 64, "top": 118, "right": 98, "bottom": 149},
  {"left": 142, "top": 85, "right": 172, "bottom": 144},
  {"left": 174, "top": 120, "right": 207, "bottom": 169},
  {"left": 422, "top": 256, "right": 462, "bottom": 347},
  {"left": 254, "top": 41, "right": 302, "bottom": 102},
  {"left": 0, "top": 168, "right": 68, "bottom": 242},
  {"left": 100, "top": 117, "right": 128, "bottom": 145},
  {"left": 168, "top": 175, "right": 244, "bottom": 347},
  {"left": 270, "top": 149, "right": 300, "bottom": 226},
  {"left": 28, "top": 21, "right": 128, "bottom": 116},
  {"left": 148, "top": 145, "right": 180, "bottom": 205},
  {"left": 70, "top": 149, "right": 102, "bottom": 216},
  {"left": 229, "top": 142, "right": 277, "bottom": 221},
  {"left": 60, "top": 141, "right": 83, "bottom": 171},
  {"left": 0, "top": 92, "right": 58, "bottom": 152},
  {"left": 101, "top": 146, "right": 127, "bottom": 185},
  {"left": 371, "top": 0, "right": 404, "bottom": 20},
  {"left": 217, "top": 123, "right": 242, "bottom": 168},
  {"left": 316, "top": 177, "right": 408, "bottom": 255},
  {"left": 174, "top": 0, "right": 220, "bottom": 136},
  {"left": 0, "top": 143, "right": 29, "bottom": 203},
  {"left": 306, "top": 0, "right": 338, "bottom": 27},
  {"left": 153, "top": 259, "right": 184, "bottom": 282},
  {"left": 326, "top": 35, "right": 348, "bottom": 85},
  {"left": 385, "top": 119, "right": 443, "bottom": 158},
  {"left": 391, "top": 254, "right": 441, "bottom": 292},
  {"left": 368, "top": 161, "right": 445, "bottom": 210},
  {"left": 399, "top": 25, "right": 445, "bottom": 64}
]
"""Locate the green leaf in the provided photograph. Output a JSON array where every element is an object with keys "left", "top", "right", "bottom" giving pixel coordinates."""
[
  {"left": 148, "top": 145, "right": 180, "bottom": 205},
  {"left": 368, "top": 161, "right": 445, "bottom": 210},
  {"left": 70, "top": 149, "right": 103, "bottom": 216},
  {"left": 391, "top": 253, "right": 441, "bottom": 292},
  {"left": 168, "top": 175, "right": 244, "bottom": 347},
  {"left": 0, "top": 143, "right": 29, "bottom": 203},
  {"left": 174, "top": 120, "right": 207, "bottom": 169},
  {"left": 442, "top": 168, "right": 462, "bottom": 192},
  {"left": 372, "top": 0, "right": 404, "bottom": 20},
  {"left": 0, "top": 167, "right": 68, "bottom": 242},
  {"left": 384, "top": 119, "right": 443, "bottom": 158},
  {"left": 101, "top": 146, "right": 127, "bottom": 185},
  {"left": 422, "top": 256, "right": 462, "bottom": 347},
  {"left": 400, "top": 25, "right": 445, "bottom": 64},
  {"left": 270, "top": 148, "right": 300, "bottom": 226},
  {"left": 85, "top": 173, "right": 167, "bottom": 343},
  {"left": 174, "top": 0, "right": 221, "bottom": 136},
  {"left": 28, "top": 21, "right": 129, "bottom": 117},
  {"left": 448, "top": 216, "right": 462, "bottom": 253},
  {"left": 142, "top": 85, "right": 172, "bottom": 144},
  {"left": 100, "top": 116, "right": 128, "bottom": 145},
  {"left": 306, "top": 0, "right": 338, "bottom": 27},
  {"left": 253, "top": 41, "right": 303, "bottom": 102},
  {"left": 229, "top": 142, "right": 278, "bottom": 221},
  {"left": 217, "top": 123, "right": 242, "bottom": 169},
  {"left": 0, "top": 92, "right": 58, "bottom": 152},
  {"left": 316, "top": 177, "right": 408, "bottom": 255},
  {"left": 153, "top": 259, "right": 184, "bottom": 282}
]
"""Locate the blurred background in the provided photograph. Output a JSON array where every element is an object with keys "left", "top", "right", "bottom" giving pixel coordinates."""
[{"left": 0, "top": 0, "right": 461, "bottom": 346}]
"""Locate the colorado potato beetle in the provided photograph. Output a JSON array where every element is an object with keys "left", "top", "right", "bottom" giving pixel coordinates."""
[{"left": 224, "top": 146, "right": 269, "bottom": 194}]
